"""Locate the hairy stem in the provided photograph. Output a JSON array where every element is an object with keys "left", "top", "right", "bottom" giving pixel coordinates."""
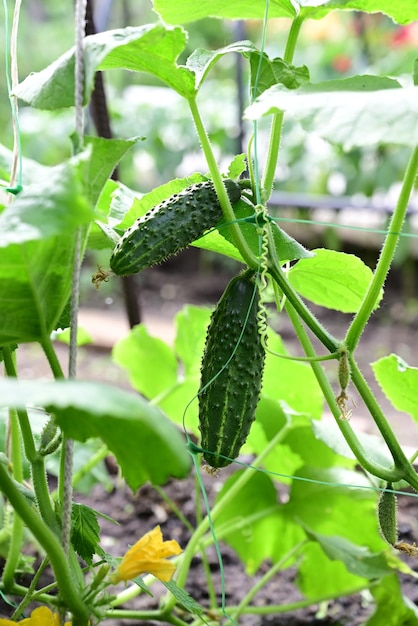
[{"left": 346, "top": 145, "right": 418, "bottom": 351}]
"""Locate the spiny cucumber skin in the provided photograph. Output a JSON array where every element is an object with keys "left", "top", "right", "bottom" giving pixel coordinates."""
[
  {"left": 378, "top": 488, "right": 398, "bottom": 546},
  {"left": 110, "top": 179, "right": 241, "bottom": 276},
  {"left": 198, "top": 272, "right": 265, "bottom": 469}
]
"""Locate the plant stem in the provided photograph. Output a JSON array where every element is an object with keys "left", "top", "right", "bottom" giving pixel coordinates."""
[
  {"left": 261, "top": 14, "right": 304, "bottom": 201},
  {"left": 106, "top": 608, "right": 189, "bottom": 625},
  {"left": 2, "top": 406, "right": 24, "bottom": 591},
  {"left": 187, "top": 96, "right": 258, "bottom": 268},
  {"left": 284, "top": 301, "right": 403, "bottom": 483},
  {"left": 0, "top": 462, "right": 89, "bottom": 623},
  {"left": 2, "top": 346, "right": 58, "bottom": 532},
  {"left": 269, "top": 263, "right": 338, "bottom": 352},
  {"left": 346, "top": 145, "right": 418, "bottom": 351},
  {"left": 230, "top": 540, "right": 307, "bottom": 620},
  {"left": 11, "top": 557, "right": 50, "bottom": 620},
  {"left": 349, "top": 356, "right": 418, "bottom": 490}
]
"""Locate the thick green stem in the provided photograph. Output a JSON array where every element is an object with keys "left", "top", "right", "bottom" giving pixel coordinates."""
[
  {"left": 284, "top": 301, "right": 403, "bottom": 483},
  {"left": 346, "top": 145, "right": 418, "bottom": 351},
  {"left": 349, "top": 356, "right": 418, "bottom": 490},
  {"left": 187, "top": 96, "right": 259, "bottom": 268},
  {"left": 269, "top": 263, "right": 338, "bottom": 352},
  {"left": 0, "top": 462, "right": 89, "bottom": 623},
  {"left": 261, "top": 15, "right": 304, "bottom": 201}
]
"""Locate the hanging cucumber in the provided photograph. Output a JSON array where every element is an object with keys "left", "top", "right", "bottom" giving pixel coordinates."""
[
  {"left": 198, "top": 270, "right": 265, "bottom": 469},
  {"left": 110, "top": 179, "right": 241, "bottom": 276}
]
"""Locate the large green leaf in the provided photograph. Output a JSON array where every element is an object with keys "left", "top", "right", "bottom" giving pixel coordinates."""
[
  {"left": 298, "top": 1, "right": 418, "bottom": 25},
  {"left": 153, "top": 0, "right": 417, "bottom": 24},
  {"left": 0, "top": 154, "right": 93, "bottom": 248},
  {"left": 372, "top": 354, "right": 418, "bottom": 423},
  {"left": 0, "top": 379, "right": 191, "bottom": 490},
  {"left": 304, "top": 528, "right": 393, "bottom": 580},
  {"left": 288, "top": 248, "right": 379, "bottom": 313},
  {"left": 14, "top": 25, "right": 196, "bottom": 107},
  {"left": 244, "top": 77, "right": 418, "bottom": 149},
  {"left": 0, "top": 234, "right": 79, "bottom": 344},
  {"left": 152, "top": 0, "right": 297, "bottom": 23},
  {"left": 366, "top": 574, "right": 418, "bottom": 625}
]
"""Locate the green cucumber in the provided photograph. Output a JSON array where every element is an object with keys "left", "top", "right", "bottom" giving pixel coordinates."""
[
  {"left": 378, "top": 486, "right": 398, "bottom": 546},
  {"left": 198, "top": 271, "right": 265, "bottom": 469},
  {"left": 110, "top": 179, "right": 241, "bottom": 276}
]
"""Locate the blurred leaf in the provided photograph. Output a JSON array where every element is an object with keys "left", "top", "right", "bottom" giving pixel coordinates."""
[
  {"left": 174, "top": 306, "right": 211, "bottom": 377},
  {"left": 262, "top": 331, "right": 323, "bottom": 418},
  {"left": 304, "top": 528, "right": 392, "bottom": 580},
  {"left": 366, "top": 574, "right": 418, "bottom": 625},
  {"left": 0, "top": 379, "right": 191, "bottom": 489},
  {"left": 372, "top": 354, "right": 418, "bottom": 422},
  {"left": 52, "top": 327, "right": 92, "bottom": 346},
  {"left": 244, "top": 77, "right": 418, "bottom": 150},
  {"left": 299, "top": 1, "right": 418, "bottom": 26},
  {"left": 296, "top": 541, "right": 367, "bottom": 599},
  {"left": 15, "top": 25, "right": 196, "bottom": 108},
  {"left": 288, "top": 248, "right": 379, "bottom": 312},
  {"left": 214, "top": 470, "right": 288, "bottom": 574},
  {"left": 113, "top": 325, "right": 178, "bottom": 399},
  {"left": 71, "top": 503, "right": 102, "bottom": 564},
  {"left": 153, "top": 0, "right": 297, "bottom": 22},
  {"left": 0, "top": 154, "right": 93, "bottom": 248},
  {"left": 0, "top": 234, "right": 79, "bottom": 344}
]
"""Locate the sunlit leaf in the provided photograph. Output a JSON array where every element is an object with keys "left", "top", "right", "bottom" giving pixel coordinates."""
[
  {"left": 298, "top": 0, "right": 418, "bottom": 26},
  {"left": 245, "top": 77, "right": 418, "bottom": 150},
  {"left": 0, "top": 379, "right": 191, "bottom": 489},
  {"left": 366, "top": 574, "right": 418, "bottom": 625},
  {"left": 288, "top": 248, "right": 380, "bottom": 312},
  {"left": 152, "top": 0, "right": 297, "bottom": 23},
  {"left": 372, "top": 354, "right": 418, "bottom": 423}
]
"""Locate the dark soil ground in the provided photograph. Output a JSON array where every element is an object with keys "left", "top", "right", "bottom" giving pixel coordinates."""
[{"left": 5, "top": 249, "right": 418, "bottom": 625}]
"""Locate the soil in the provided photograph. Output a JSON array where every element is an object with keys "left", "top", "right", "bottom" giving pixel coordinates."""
[{"left": 6, "top": 250, "right": 418, "bottom": 625}]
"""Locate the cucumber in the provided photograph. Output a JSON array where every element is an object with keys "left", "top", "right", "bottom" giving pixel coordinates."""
[
  {"left": 110, "top": 179, "right": 241, "bottom": 276},
  {"left": 198, "top": 271, "right": 265, "bottom": 469},
  {"left": 378, "top": 486, "right": 398, "bottom": 546}
]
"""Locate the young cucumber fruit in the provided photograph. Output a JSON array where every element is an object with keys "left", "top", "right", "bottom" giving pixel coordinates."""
[
  {"left": 110, "top": 179, "right": 241, "bottom": 276},
  {"left": 378, "top": 486, "right": 398, "bottom": 546},
  {"left": 198, "top": 271, "right": 265, "bottom": 469}
]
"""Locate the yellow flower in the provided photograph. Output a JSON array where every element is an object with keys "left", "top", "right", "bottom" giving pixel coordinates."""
[
  {"left": 111, "top": 525, "right": 182, "bottom": 583},
  {"left": 0, "top": 606, "right": 71, "bottom": 625}
]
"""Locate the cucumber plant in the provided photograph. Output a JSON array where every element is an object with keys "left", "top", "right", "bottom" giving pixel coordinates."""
[{"left": 1, "top": 1, "right": 418, "bottom": 625}]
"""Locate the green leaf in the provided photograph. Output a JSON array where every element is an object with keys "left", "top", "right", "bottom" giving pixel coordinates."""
[
  {"left": 304, "top": 527, "right": 392, "bottom": 580},
  {"left": 366, "top": 574, "right": 418, "bottom": 625},
  {"left": 296, "top": 541, "right": 367, "bottom": 599},
  {"left": 245, "top": 77, "right": 418, "bottom": 149},
  {"left": 15, "top": 25, "right": 196, "bottom": 107},
  {"left": 71, "top": 503, "right": 102, "bottom": 564},
  {"left": 162, "top": 581, "right": 208, "bottom": 620},
  {"left": 113, "top": 325, "right": 178, "bottom": 399},
  {"left": 0, "top": 154, "right": 93, "bottom": 248},
  {"left": 262, "top": 330, "right": 323, "bottom": 418},
  {"left": 288, "top": 248, "right": 379, "bottom": 313},
  {"left": 214, "top": 470, "right": 289, "bottom": 574},
  {"left": 186, "top": 41, "right": 257, "bottom": 91},
  {"left": 298, "top": 1, "right": 418, "bottom": 26},
  {"left": 0, "top": 234, "right": 79, "bottom": 344},
  {"left": 247, "top": 52, "right": 309, "bottom": 98},
  {"left": 372, "top": 354, "right": 418, "bottom": 422},
  {"left": 174, "top": 306, "right": 211, "bottom": 377},
  {"left": 152, "top": 0, "right": 297, "bottom": 22},
  {"left": 0, "top": 379, "right": 191, "bottom": 490},
  {"left": 216, "top": 201, "right": 313, "bottom": 264},
  {"left": 117, "top": 173, "right": 206, "bottom": 231},
  {"left": 226, "top": 154, "right": 247, "bottom": 180}
]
